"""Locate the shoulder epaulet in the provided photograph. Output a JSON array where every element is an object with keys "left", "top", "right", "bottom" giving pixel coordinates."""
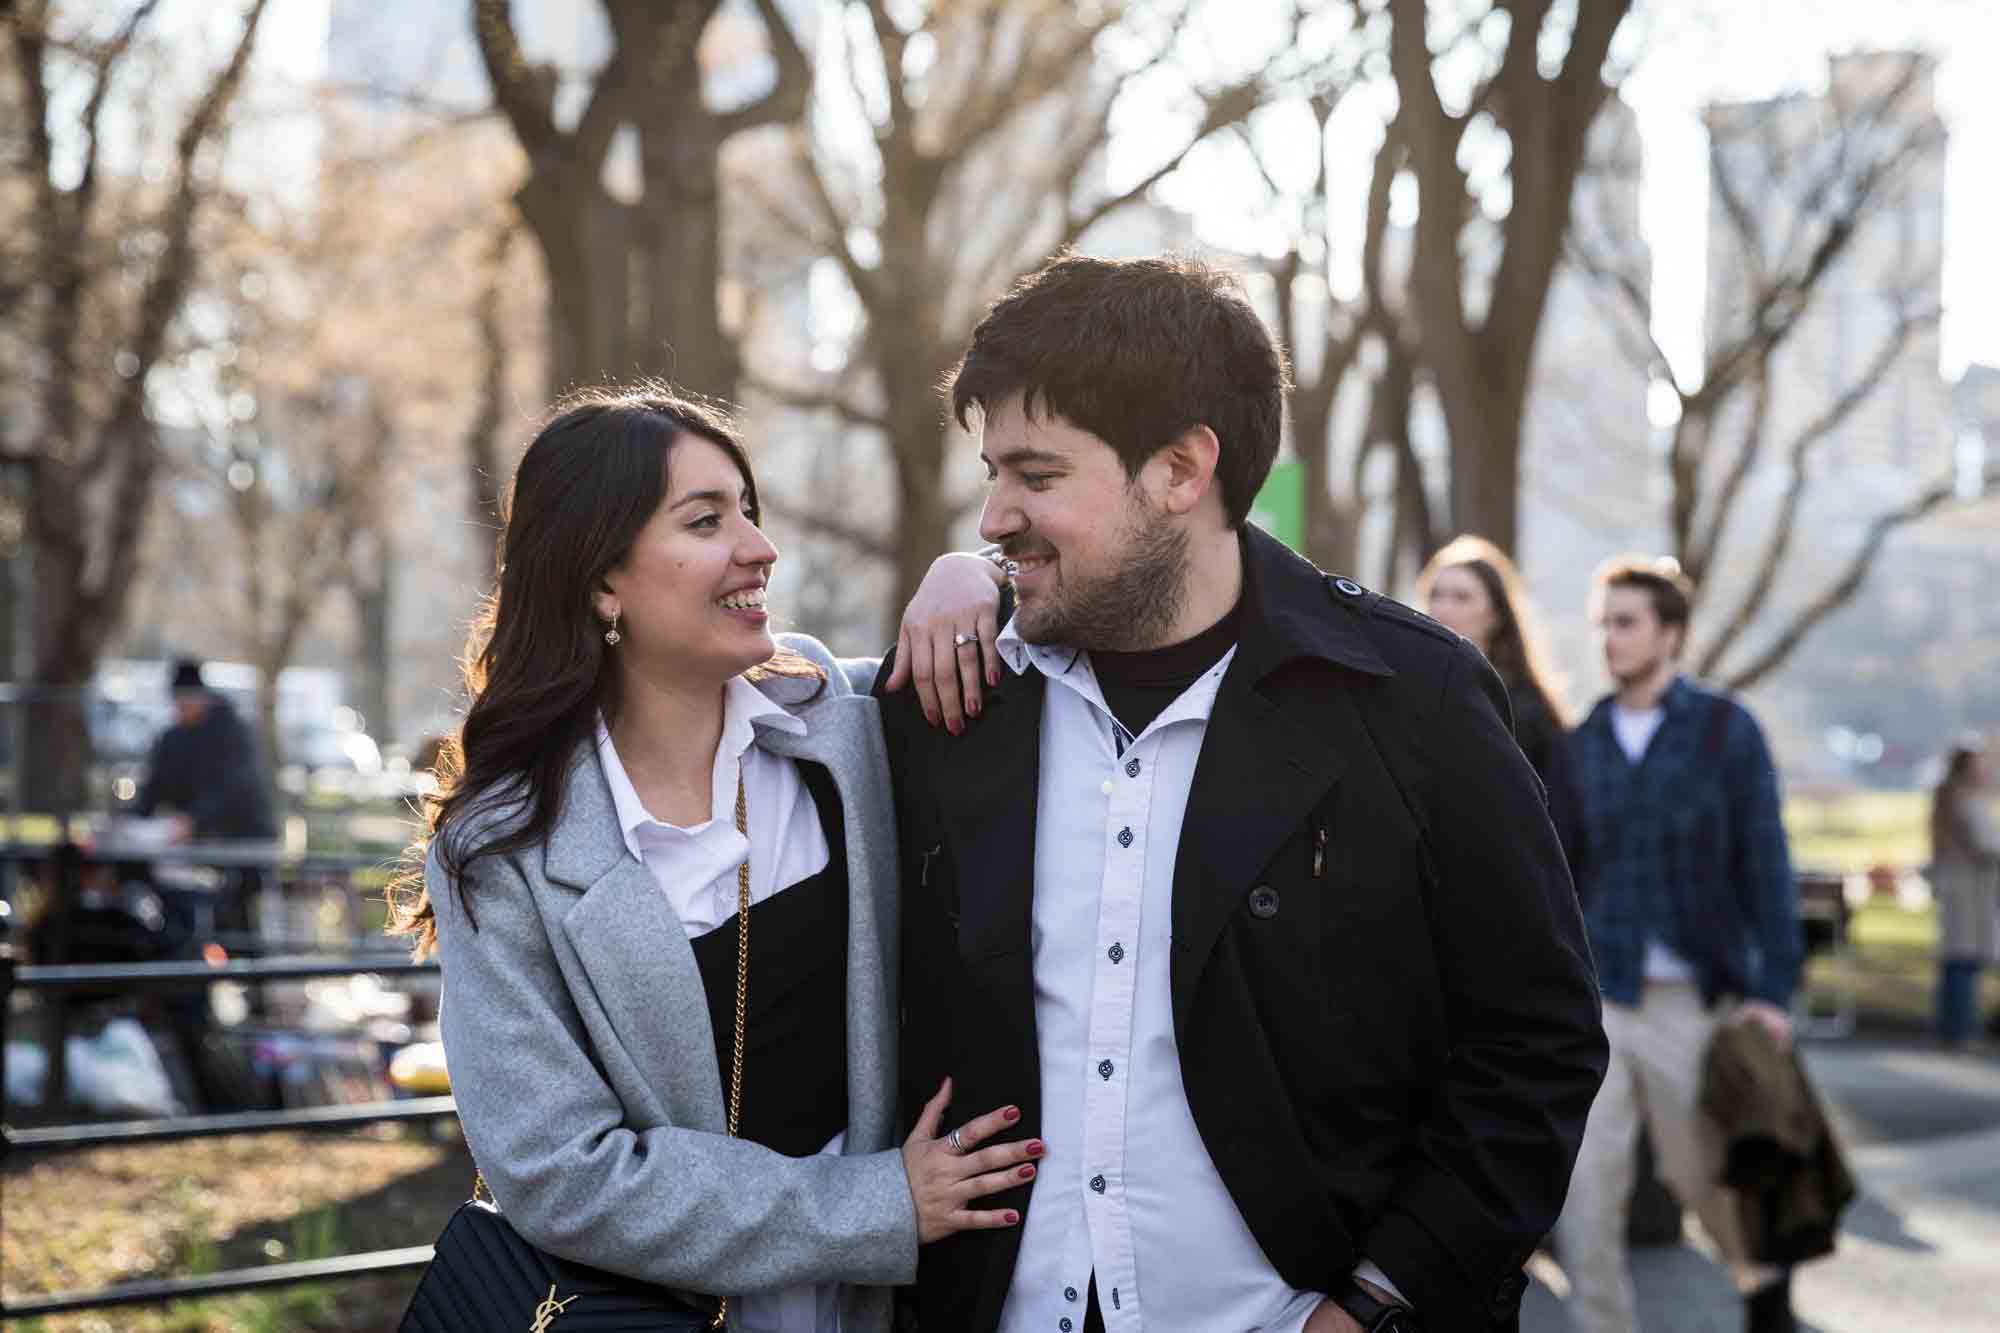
[{"left": 1324, "top": 574, "right": 1459, "bottom": 646}]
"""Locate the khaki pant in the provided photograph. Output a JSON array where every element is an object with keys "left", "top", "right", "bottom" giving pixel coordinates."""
[{"left": 1554, "top": 982, "right": 1775, "bottom": 1332}]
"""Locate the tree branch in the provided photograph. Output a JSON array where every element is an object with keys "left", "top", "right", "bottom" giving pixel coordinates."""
[
  {"left": 470, "top": 0, "right": 558, "bottom": 154},
  {"left": 1718, "top": 480, "right": 1960, "bottom": 692},
  {"left": 761, "top": 493, "right": 893, "bottom": 560},
  {"left": 715, "top": 0, "right": 814, "bottom": 138},
  {"left": 743, "top": 371, "right": 893, "bottom": 434},
  {"left": 1694, "top": 301, "right": 1940, "bottom": 676}
]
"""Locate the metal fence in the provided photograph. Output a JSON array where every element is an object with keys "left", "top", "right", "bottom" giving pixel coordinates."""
[{"left": 1, "top": 840, "right": 453, "bottom": 1320}]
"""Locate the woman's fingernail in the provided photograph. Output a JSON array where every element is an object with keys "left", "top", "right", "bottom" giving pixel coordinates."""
[
  {"left": 948, "top": 719, "right": 963, "bottom": 736},
  {"left": 1002, "top": 1106, "right": 1020, "bottom": 1122},
  {"left": 1027, "top": 1140, "right": 1044, "bottom": 1156},
  {"left": 967, "top": 701, "right": 980, "bottom": 718},
  {"left": 1017, "top": 1164, "right": 1036, "bottom": 1180},
  {"left": 1004, "top": 1210, "right": 1020, "bottom": 1225},
  {"left": 988, "top": 669, "right": 1000, "bottom": 686}
]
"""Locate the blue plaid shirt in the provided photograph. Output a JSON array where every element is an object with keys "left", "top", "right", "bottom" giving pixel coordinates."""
[{"left": 1564, "top": 676, "right": 1801, "bottom": 1008}]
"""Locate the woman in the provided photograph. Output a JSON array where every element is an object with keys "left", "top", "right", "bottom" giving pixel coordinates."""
[
  {"left": 1415, "top": 534, "right": 1570, "bottom": 782},
  {"left": 1932, "top": 737, "right": 2000, "bottom": 1048},
  {"left": 391, "top": 387, "right": 1029, "bottom": 1332}
]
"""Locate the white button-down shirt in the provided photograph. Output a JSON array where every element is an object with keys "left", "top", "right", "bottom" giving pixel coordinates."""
[
  {"left": 993, "top": 621, "right": 1333, "bottom": 1333},
  {"left": 596, "top": 675, "right": 841, "bottom": 1333},
  {"left": 993, "top": 620, "right": 1404, "bottom": 1333}
]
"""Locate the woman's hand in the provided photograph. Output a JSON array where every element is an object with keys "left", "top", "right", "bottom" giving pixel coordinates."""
[
  {"left": 901, "top": 1077, "right": 1042, "bottom": 1243},
  {"left": 884, "top": 553, "right": 1005, "bottom": 734}
]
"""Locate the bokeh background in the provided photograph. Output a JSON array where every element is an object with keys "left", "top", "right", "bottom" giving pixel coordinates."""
[{"left": 2, "top": 1, "right": 1996, "bottom": 1328}]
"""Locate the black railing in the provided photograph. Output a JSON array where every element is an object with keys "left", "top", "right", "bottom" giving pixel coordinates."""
[{"left": 2, "top": 839, "right": 452, "bottom": 1320}]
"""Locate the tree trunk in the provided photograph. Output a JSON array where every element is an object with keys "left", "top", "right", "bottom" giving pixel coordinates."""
[
  {"left": 353, "top": 549, "right": 393, "bottom": 745},
  {"left": 1442, "top": 394, "right": 1521, "bottom": 551},
  {"left": 516, "top": 171, "right": 633, "bottom": 396},
  {"left": 638, "top": 85, "right": 736, "bottom": 400}
]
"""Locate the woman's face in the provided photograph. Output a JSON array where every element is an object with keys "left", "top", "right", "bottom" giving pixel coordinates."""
[
  {"left": 595, "top": 435, "right": 779, "bottom": 687},
  {"left": 1428, "top": 565, "right": 1499, "bottom": 653}
]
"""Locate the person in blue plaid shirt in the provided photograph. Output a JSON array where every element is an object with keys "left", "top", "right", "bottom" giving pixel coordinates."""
[{"left": 1553, "top": 556, "right": 1803, "bottom": 1333}]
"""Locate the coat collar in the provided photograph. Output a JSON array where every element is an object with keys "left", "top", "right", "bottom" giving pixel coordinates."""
[{"left": 543, "top": 673, "right": 862, "bottom": 893}]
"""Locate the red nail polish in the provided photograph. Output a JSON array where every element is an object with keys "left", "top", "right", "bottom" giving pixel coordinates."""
[
  {"left": 968, "top": 701, "right": 980, "bottom": 717},
  {"left": 1005, "top": 1210, "right": 1020, "bottom": 1225},
  {"left": 1018, "top": 1164, "right": 1036, "bottom": 1179},
  {"left": 948, "top": 719, "right": 963, "bottom": 736},
  {"left": 988, "top": 669, "right": 1000, "bottom": 686},
  {"left": 1027, "top": 1140, "right": 1044, "bottom": 1156},
  {"left": 1002, "top": 1106, "right": 1020, "bottom": 1122}
]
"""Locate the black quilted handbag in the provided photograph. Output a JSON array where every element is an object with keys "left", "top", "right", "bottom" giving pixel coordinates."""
[{"left": 398, "top": 1197, "right": 717, "bottom": 1331}]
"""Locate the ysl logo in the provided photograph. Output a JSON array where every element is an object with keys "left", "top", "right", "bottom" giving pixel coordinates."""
[{"left": 528, "top": 1284, "right": 577, "bottom": 1331}]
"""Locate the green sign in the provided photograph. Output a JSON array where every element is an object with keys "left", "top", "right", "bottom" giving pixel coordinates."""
[{"left": 1250, "top": 459, "right": 1304, "bottom": 551}]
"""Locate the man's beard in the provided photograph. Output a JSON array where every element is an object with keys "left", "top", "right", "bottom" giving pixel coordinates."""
[{"left": 1010, "top": 498, "right": 1189, "bottom": 651}]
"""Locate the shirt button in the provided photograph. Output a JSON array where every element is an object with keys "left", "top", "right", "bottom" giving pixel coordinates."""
[
  {"left": 1116, "top": 826, "right": 1133, "bottom": 848},
  {"left": 1125, "top": 757, "right": 1141, "bottom": 778},
  {"left": 1107, "top": 942, "right": 1125, "bottom": 964},
  {"left": 1248, "top": 885, "right": 1280, "bottom": 918},
  {"left": 1060, "top": 1320, "right": 1074, "bottom": 1333},
  {"left": 1065, "top": 1287, "right": 1079, "bottom": 1302},
  {"left": 1100, "top": 779, "right": 1114, "bottom": 796},
  {"left": 1089, "top": 1174, "right": 1106, "bottom": 1194},
  {"left": 1097, "top": 1059, "right": 1114, "bottom": 1080}
]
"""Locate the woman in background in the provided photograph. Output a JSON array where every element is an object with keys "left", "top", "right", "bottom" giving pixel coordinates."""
[
  {"left": 1932, "top": 736, "right": 2000, "bottom": 1049},
  {"left": 1416, "top": 534, "right": 1570, "bottom": 784}
]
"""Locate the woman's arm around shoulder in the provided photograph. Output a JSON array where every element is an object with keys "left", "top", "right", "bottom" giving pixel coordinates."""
[{"left": 426, "top": 839, "right": 919, "bottom": 1295}]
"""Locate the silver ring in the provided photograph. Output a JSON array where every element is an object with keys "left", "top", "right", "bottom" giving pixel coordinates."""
[
  {"left": 953, "top": 632, "right": 977, "bottom": 649},
  {"left": 947, "top": 1127, "right": 967, "bottom": 1154}
]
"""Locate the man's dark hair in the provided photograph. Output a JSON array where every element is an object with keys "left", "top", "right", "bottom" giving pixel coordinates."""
[
  {"left": 1594, "top": 555, "right": 1695, "bottom": 631},
  {"left": 946, "top": 253, "right": 1291, "bottom": 527}
]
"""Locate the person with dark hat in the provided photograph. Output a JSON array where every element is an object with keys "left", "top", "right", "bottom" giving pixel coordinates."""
[{"left": 137, "top": 659, "right": 277, "bottom": 843}]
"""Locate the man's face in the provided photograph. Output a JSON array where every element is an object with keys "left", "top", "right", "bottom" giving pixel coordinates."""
[
  {"left": 171, "top": 691, "right": 209, "bottom": 728},
  {"left": 1595, "top": 584, "right": 1680, "bottom": 686},
  {"left": 976, "top": 393, "right": 1187, "bottom": 651}
]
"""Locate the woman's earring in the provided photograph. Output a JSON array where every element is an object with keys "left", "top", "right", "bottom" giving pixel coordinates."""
[{"left": 603, "top": 611, "right": 621, "bottom": 646}]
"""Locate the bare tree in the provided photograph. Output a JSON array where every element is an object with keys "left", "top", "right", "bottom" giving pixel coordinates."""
[
  {"left": 743, "top": 0, "right": 1270, "bottom": 624},
  {"left": 2, "top": 0, "right": 269, "bottom": 808},
  {"left": 472, "top": 0, "right": 810, "bottom": 400},
  {"left": 1570, "top": 51, "right": 1992, "bottom": 690},
  {"left": 1385, "top": 0, "right": 1634, "bottom": 554}
]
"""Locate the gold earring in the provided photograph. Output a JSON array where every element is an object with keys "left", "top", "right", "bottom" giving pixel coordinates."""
[{"left": 603, "top": 611, "right": 621, "bottom": 646}]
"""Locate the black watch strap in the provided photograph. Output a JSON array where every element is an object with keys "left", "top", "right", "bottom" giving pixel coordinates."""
[{"left": 1332, "top": 1280, "right": 1418, "bottom": 1332}]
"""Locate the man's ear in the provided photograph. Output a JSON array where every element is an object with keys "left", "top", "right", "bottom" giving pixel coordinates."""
[{"left": 1152, "top": 424, "right": 1221, "bottom": 518}]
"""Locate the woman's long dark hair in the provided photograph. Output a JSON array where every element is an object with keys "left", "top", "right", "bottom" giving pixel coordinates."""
[
  {"left": 1415, "top": 534, "right": 1570, "bottom": 729},
  {"left": 388, "top": 385, "right": 817, "bottom": 956},
  {"left": 1931, "top": 739, "right": 1986, "bottom": 854}
]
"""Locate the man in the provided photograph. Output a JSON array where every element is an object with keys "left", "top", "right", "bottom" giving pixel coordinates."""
[
  {"left": 1555, "top": 558, "right": 1804, "bottom": 1333},
  {"left": 137, "top": 659, "right": 277, "bottom": 843},
  {"left": 877, "top": 255, "right": 1607, "bottom": 1332}
]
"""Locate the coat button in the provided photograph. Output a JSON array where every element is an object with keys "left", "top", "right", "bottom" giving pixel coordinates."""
[
  {"left": 1490, "top": 1270, "right": 1529, "bottom": 1316},
  {"left": 1089, "top": 1174, "right": 1106, "bottom": 1193},
  {"left": 1334, "top": 577, "right": 1364, "bottom": 596},
  {"left": 1248, "top": 885, "right": 1280, "bottom": 918}
]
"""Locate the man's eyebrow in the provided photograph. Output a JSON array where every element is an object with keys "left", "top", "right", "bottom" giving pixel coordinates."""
[
  {"left": 979, "top": 446, "right": 1070, "bottom": 469},
  {"left": 669, "top": 487, "right": 746, "bottom": 510}
]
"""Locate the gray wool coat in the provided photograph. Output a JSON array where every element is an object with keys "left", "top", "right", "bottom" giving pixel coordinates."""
[{"left": 426, "top": 635, "right": 915, "bottom": 1331}]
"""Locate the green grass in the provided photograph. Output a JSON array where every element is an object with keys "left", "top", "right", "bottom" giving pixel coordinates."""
[{"left": 1784, "top": 789, "right": 1930, "bottom": 874}]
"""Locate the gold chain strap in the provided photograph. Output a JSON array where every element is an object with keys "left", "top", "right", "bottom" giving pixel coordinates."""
[
  {"left": 712, "top": 763, "right": 750, "bottom": 1330},
  {"left": 473, "top": 765, "right": 753, "bottom": 1332}
]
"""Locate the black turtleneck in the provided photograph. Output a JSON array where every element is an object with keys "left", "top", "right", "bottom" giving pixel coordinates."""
[{"left": 1089, "top": 599, "right": 1241, "bottom": 741}]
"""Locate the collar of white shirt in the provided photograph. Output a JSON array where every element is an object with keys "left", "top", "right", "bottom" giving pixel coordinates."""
[
  {"left": 995, "top": 614, "right": 1233, "bottom": 740},
  {"left": 595, "top": 675, "right": 807, "bottom": 861}
]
